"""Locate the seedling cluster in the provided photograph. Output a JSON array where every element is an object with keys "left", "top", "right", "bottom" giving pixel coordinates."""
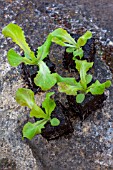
[{"left": 2, "top": 23, "right": 111, "bottom": 140}]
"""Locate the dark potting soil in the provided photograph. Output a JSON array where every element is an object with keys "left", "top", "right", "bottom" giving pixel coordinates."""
[
  {"left": 63, "top": 34, "right": 95, "bottom": 71},
  {"left": 21, "top": 57, "right": 56, "bottom": 93},
  {"left": 102, "top": 45, "right": 113, "bottom": 74},
  {"left": 35, "top": 101, "right": 74, "bottom": 140},
  {"left": 67, "top": 93, "right": 106, "bottom": 120}
]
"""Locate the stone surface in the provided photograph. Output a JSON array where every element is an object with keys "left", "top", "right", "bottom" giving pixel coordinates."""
[{"left": 0, "top": 0, "right": 113, "bottom": 170}]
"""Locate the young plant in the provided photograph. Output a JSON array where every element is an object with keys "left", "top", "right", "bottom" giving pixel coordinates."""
[
  {"left": 2, "top": 23, "right": 57, "bottom": 91},
  {"left": 57, "top": 59, "right": 111, "bottom": 103},
  {"left": 51, "top": 28, "right": 92, "bottom": 59},
  {"left": 15, "top": 88, "right": 60, "bottom": 140}
]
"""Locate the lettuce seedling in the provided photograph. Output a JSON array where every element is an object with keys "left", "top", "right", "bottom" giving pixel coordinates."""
[
  {"left": 57, "top": 59, "right": 111, "bottom": 103},
  {"left": 51, "top": 28, "right": 92, "bottom": 59},
  {"left": 2, "top": 23, "right": 57, "bottom": 90},
  {"left": 15, "top": 88, "right": 60, "bottom": 140}
]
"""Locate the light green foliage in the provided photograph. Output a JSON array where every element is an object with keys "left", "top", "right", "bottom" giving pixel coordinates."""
[
  {"left": 15, "top": 88, "right": 60, "bottom": 140},
  {"left": 15, "top": 88, "right": 35, "bottom": 109},
  {"left": 34, "top": 61, "right": 57, "bottom": 91},
  {"left": 58, "top": 59, "right": 111, "bottom": 103},
  {"left": 75, "top": 59, "right": 93, "bottom": 90},
  {"left": 36, "top": 34, "right": 52, "bottom": 61},
  {"left": 53, "top": 73, "right": 77, "bottom": 85},
  {"left": 2, "top": 23, "right": 57, "bottom": 91},
  {"left": 76, "top": 94, "right": 85, "bottom": 103},
  {"left": 51, "top": 28, "right": 92, "bottom": 60},
  {"left": 3, "top": 23, "right": 111, "bottom": 104},
  {"left": 76, "top": 31, "right": 92, "bottom": 47},
  {"left": 50, "top": 118, "right": 60, "bottom": 126},
  {"left": 2, "top": 23, "right": 38, "bottom": 65},
  {"left": 2, "top": 23, "right": 32, "bottom": 59},
  {"left": 87, "top": 80, "right": 111, "bottom": 95},
  {"left": 51, "top": 28, "right": 76, "bottom": 47}
]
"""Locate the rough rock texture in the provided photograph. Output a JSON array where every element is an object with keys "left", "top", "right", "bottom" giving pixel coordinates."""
[{"left": 0, "top": 0, "right": 113, "bottom": 170}]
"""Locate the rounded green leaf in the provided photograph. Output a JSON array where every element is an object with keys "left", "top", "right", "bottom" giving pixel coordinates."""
[
  {"left": 76, "top": 93, "right": 85, "bottom": 103},
  {"left": 104, "top": 80, "right": 111, "bottom": 88},
  {"left": 50, "top": 118, "right": 60, "bottom": 126}
]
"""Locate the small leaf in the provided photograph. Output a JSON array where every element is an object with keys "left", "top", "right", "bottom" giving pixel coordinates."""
[
  {"left": 7, "top": 49, "right": 25, "bottom": 67},
  {"left": 77, "top": 37, "right": 87, "bottom": 47},
  {"left": 75, "top": 59, "right": 93, "bottom": 89},
  {"left": 7, "top": 49, "right": 34, "bottom": 66},
  {"left": 76, "top": 94, "right": 85, "bottom": 103},
  {"left": 22, "top": 120, "right": 47, "bottom": 140},
  {"left": 37, "top": 34, "right": 52, "bottom": 61},
  {"left": 104, "top": 80, "right": 111, "bottom": 88},
  {"left": 52, "top": 37, "right": 66, "bottom": 46},
  {"left": 53, "top": 73, "right": 77, "bottom": 85},
  {"left": 73, "top": 48, "right": 83, "bottom": 59},
  {"left": 42, "top": 92, "right": 56, "bottom": 117},
  {"left": 66, "top": 47, "right": 75, "bottom": 53},
  {"left": 50, "top": 118, "right": 60, "bottom": 126},
  {"left": 77, "top": 31, "right": 92, "bottom": 47},
  {"left": 58, "top": 82, "right": 82, "bottom": 95},
  {"left": 83, "top": 31, "right": 92, "bottom": 40},
  {"left": 15, "top": 88, "right": 35, "bottom": 109},
  {"left": 86, "top": 74, "right": 92, "bottom": 84},
  {"left": 51, "top": 28, "right": 76, "bottom": 46},
  {"left": 30, "top": 104, "right": 47, "bottom": 119},
  {"left": 34, "top": 61, "right": 57, "bottom": 91},
  {"left": 88, "top": 80, "right": 111, "bottom": 95},
  {"left": 2, "top": 23, "right": 32, "bottom": 59}
]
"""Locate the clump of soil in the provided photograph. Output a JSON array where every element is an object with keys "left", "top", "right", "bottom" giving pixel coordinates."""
[{"left": 67, "top": 93, "right": 106, "bottom": 120}]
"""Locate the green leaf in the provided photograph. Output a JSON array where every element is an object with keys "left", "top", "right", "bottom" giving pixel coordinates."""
[
  {"left": 51, "top": 28, "right": 76, "bottom": 46},
  {"left": 7, "top": 49, "right": 34, "bottom": 66},
  {"left": 77, "top": 31, "right": 92, "bottom": 47},
  {"left": 58, "top": 82, "right": 82, "bottom": 95},
  {"left": 104, "top": 80, "right": 111, "bottom": 88},
  {"left": 88, "top": 80, "right": 111, "bottom": 95},
  {"left": 15, "top": 88, "right": 35, "bottom": 109},
  {"left": 42, "top": 92, "right": 56, "bottom": 117},
  {"left": 2, "top": 23, "right": 32, "bottom": 59},
  {"left": 22, "top": 120, "right": 47, "bottom": 140},
  {"left": 30, "top": 104, "right": 47, "bottom": 119},
  {"left": 52, "top": 37, "right": 66, "bottom": 46},
  {"left": 83, "top": 31, "right": 92, "bottom": 40},
  {"left": 36, "top": 34, "right": 52, "bottom": 61},
  {"left": 73, "top": 48, "right": 83, "bottom": 59},
  {"left": 53, "top": 73, "right": 77, "bottom": 85},
  {"left": 76, "top": 93, "right": 85, "bottom": 103},
  {"left": 86, "top": 74, "right": 92, "bottom": 84},
  {"left": 66, "top": 47, "right": 75, "bottom": 53},
  {"left": 34, "top": 61, "right": 57, "bottom": 91},
  {"left": 50, "top": 118, "right": 60, "bottom": 126},
  {"left": 7, "top": 49, "right": 25, "bottom": 67},
  {"left": 75, "top": 59, "right": 93, "bottom": 89}
]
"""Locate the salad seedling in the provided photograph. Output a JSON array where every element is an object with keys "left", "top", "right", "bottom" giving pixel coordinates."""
[
  {"left": 2, "top": 23, "right": 57, "bottom": 91},
  {"left": 15, "top": 88, "right": 60, "bottom": 140},
  {"left": 51, "top": 28, "right": 92, "bottom": 59},
  {"left": 57, "top": 59, "right": 111, "bottom": 103},
  {"left": 2, "top": 23, "right": 92, "bottom": 91}
]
